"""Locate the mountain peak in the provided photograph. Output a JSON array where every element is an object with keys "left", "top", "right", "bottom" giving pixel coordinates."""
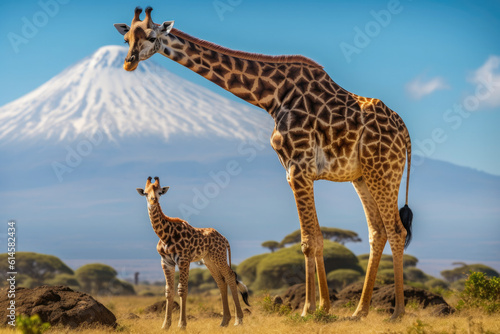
[
  {"left": 0, "top": 45, "right": 271, "bottom": 144},
  {"left": 88, "top": 45, "right": 129, "bottom": 70}
]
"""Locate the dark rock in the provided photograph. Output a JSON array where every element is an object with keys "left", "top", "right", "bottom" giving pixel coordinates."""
[
  {"left": 0, "top": 285, "right": 116, "bottom": 328},
  {"left": 281, "top": 283, "right": 338, "bottom": 311},
  {"left": 144, "top": 300, "right": 179, "bottom": 314},
  {"left": 123, "top": 313, "right": 140, "bottom": 319},
  {"left": 430, "top": 304, "right": 456, "bottom": 316},
  {"left": 272, "top": 296, "right": 283, "bottom": 305},
  {"left": 332, "top": 282, "right": 453, "bottom": 315}
]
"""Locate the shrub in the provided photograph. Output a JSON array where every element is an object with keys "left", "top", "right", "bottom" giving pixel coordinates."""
[
  {"left": 441, "top": 264, "right": 499, "bottom": 283},
  {"left": 456, "top": 271, "right": 500, "bottom": 313},
  {"left": 357, "top": 253, "right": 418, "bottom": 268},
  {"left": 0, "top": 252, "right": 73, "bottom": 287},
  {"left": 45, "top": 274, "right": 80, "bottom": 290},
  {"left": 376, "top": 268, "right": 395, "bottom": 284},
  {"left": 327, "top": 269, "right": 362, "bottom": 290},
  {"left": 425, "top": 278, "right": 449, "bottom": 290},
  {"left": 75, "top": 263, "right": 135, "bottom": 295},
  {"left": 404, "top": 267, "right": 429, "bottom": 283},
  {"left": 251, "top": 241, "right": 363, "bottom": 291},
  {"left": 16, "top": 314, "right": 50, "bottom": 334},
  {"left": 237, "top": 253, "right": 269, "bottom": 284}
]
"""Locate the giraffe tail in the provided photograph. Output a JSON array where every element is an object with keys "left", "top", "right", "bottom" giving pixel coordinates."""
[
  {"left": 236, "top": 276, "right": 250, "bottom": 307},
  {"left": 400, "top": 124, "right": 413, "bottom": 249},
  {"left": 226, "top": 239, "right": 250, "bottom": 306}
]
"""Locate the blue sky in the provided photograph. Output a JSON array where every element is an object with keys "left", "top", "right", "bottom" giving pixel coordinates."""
[{"left": 1, "top": 0, "right": 500, "bottom": 175}]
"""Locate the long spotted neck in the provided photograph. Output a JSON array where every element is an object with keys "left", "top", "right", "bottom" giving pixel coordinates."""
[
  {"left": 147, "top": 202, "right": 181, "bottom": 241},
  {"left": 158, "top": 29, "right": 322, "bottom": 113}
]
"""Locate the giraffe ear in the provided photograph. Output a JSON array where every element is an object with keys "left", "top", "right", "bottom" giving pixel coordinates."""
[
  {"left": 159, "top": 21, "right": 174, "bottom": 35},
  {"left": 159, "top": 186, "right": 170, "bottom": 196},
  {"left": 114, "top": 23, "right": 131, "bottom": 36},
  {"left": 136, "top": 188, "right": 146, "bottom": 196}
]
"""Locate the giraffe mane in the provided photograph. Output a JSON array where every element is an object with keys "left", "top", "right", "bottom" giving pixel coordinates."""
[{"left": 170, "top": 28, "right": 323, "bottom": 69}]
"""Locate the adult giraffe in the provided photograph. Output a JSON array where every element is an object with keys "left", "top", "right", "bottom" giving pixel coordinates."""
[{"left": 115, "top": 7, "right": 413, "bottom": 319}]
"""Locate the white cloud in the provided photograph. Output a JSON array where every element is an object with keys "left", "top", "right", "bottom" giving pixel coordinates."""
[
  {"left": 468, "top": 55, "right": 500, "bottom": 108},
  {"left": 406, "top": 75, "right": 449, "bottom": 100}
]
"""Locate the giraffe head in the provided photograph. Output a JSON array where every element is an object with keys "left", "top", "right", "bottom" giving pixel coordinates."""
[
  {"left": 136, "top": 176, "right": 170, "bottom": 206},
  {"left": 114, "top": 6, "right": 174, "bottom": 71}
]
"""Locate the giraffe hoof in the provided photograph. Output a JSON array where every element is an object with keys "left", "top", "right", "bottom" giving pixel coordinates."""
[{"left": 386, "top": 312, "right": 405, "bottom": 322}]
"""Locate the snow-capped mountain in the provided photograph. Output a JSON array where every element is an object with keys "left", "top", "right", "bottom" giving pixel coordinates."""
[{"left": 0, "top": 45, "right": 271, "bottom": 143}]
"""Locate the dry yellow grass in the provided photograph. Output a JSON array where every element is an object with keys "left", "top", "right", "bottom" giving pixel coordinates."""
[{"left": 2, "top": 293, "right": 499, "bottom": 334}]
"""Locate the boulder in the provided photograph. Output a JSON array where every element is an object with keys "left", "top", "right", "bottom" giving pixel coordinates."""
[
  {"left": 0, "top": 285, "right": 116, "bottom": 328},
  {"left": 332, "top": 282, "right": 454, "bottom": 315},
  {"left": 144, "top": 300, "right": 180, "bottom": 314},
  {"left": 280, "top": 283, "right": 338, "bottom": 311}
]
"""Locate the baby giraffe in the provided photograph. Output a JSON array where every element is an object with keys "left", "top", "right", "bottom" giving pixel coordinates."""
[{"left": 137, "top": 177, "right": 250, "bottom": 330}]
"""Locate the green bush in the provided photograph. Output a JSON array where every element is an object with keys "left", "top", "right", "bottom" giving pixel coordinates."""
[
  {"left": 45, "top": 274, "right": 80, "bottom": 290},
  {"left": 450, "top": 278, "right": 467, "bottom": 291},
  {"left": 327, "top": 269, "right": 362, "bottom": 290},
  {"left": 404, "top": 267, "right": 429, "bottom": 283},
  {"left": 109, "top": 278, "right": 136, "bottom": 295},
  {"left": 187, "top": 268, "right": 217, "bottom": 293},
  {"left": 253, "top": 246, "right": 305, "bottom": 290},
  {"left": 16, "top": 275, "right": 39, "bottom": 288},
  {"left": 441, "top": 264, "right": 499, "bottom": 283},
  {"left": 456, "top": 271, "right": 500, "bottom": 313},
  {"left": 75, "top": 263, "right": 135, "bottom": 295},
  {"left": 251, "top": 241, "right": 363, "bottom": 291},
  {"left": 16, "top": 314, "right": 50, "bottom": 334},
  {"left": 237, "top": 253, "right": 270, "bottom": 284},
  {"left": 376, "top": 268, "right": 395, "bottom": 284},
  {"left": 0, "top": 252, "right": 73, "bottom": 287},
  {"left": 425, "top": 278, "right": 449, "bottom": 290},
  {"left": 357, "top": 254, "right": 418, "bottom": 268}
]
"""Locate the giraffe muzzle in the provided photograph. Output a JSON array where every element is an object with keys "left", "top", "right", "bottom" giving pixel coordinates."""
[
  {"left": 123, "top": 59, "right": 139, "bottom": 71},
  {"left": 123, "top": 53, "right": 139, "bottom": 71}
]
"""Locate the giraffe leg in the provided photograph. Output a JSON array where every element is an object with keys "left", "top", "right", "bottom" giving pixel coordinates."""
[
  {"left": 222, "top": 267, "right": 244, "bottom": 325},
  {"left": 363, "top": 172, "right": 407, "bottom": 320},
  {"left": 314, "top": 233, "right": 331, "bottom": 312},
  {"left": 161, "top": 256, "right": 175, "bottom": 330},
  {"left": 351, "top": 178, "right": 387, "bottom": 318},
  {"left": 287, "top": 166, "right": 328, "bottom": 316},
  {"left": 204, "top": 258, "right": 231, "bottom": 327},
  {"left": 177, "top": 259, "right": 190, "bottom": 329}
]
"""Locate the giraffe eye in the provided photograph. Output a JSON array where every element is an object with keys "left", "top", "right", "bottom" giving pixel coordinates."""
[
  {"left": 148, "top": 37, "right": 156, "bottom": 43},
  {"left": 124, "top": 40, "right": 129, "bottom": 45}
]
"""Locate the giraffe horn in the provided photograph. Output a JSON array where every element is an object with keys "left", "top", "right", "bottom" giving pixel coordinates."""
[
  {"left": 144, "top": 6, "right": 153, "bottom": 27},
  {"left": 146, "top": 176, "right": 152, "bottom": 186},
  {"left": 132, "top": 6, "right": 142, "bottom": 23},
  {"left": 153, "top": 176, "right": 159, "bottom": 185}
]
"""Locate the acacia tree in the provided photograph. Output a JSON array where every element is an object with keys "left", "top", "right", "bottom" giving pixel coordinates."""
[
  {"left": 441, "top": 263, "right": 499, "bottom": 283},
  {"left": 75, "top": 263, "right": 118, "bottom": 294},
  {"left": 261, "top": 241, "right": 281, "bottom": 253},
  {"left": 75, "top": 263, "right": 135, "bottom": 295},
  {"left": 280, "top": 227, "right": 362, "bottom": 247},
  {"left": 0, "top": 252, "right": 74, "bottom": 287}
]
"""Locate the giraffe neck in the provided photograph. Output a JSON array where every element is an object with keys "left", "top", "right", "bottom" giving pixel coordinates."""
[
  {"left": 158, "top": 28, "right": 324, "bottom": 113},
  {"left": 147, "top": 202, "right": 182, "bottom": 241}
]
